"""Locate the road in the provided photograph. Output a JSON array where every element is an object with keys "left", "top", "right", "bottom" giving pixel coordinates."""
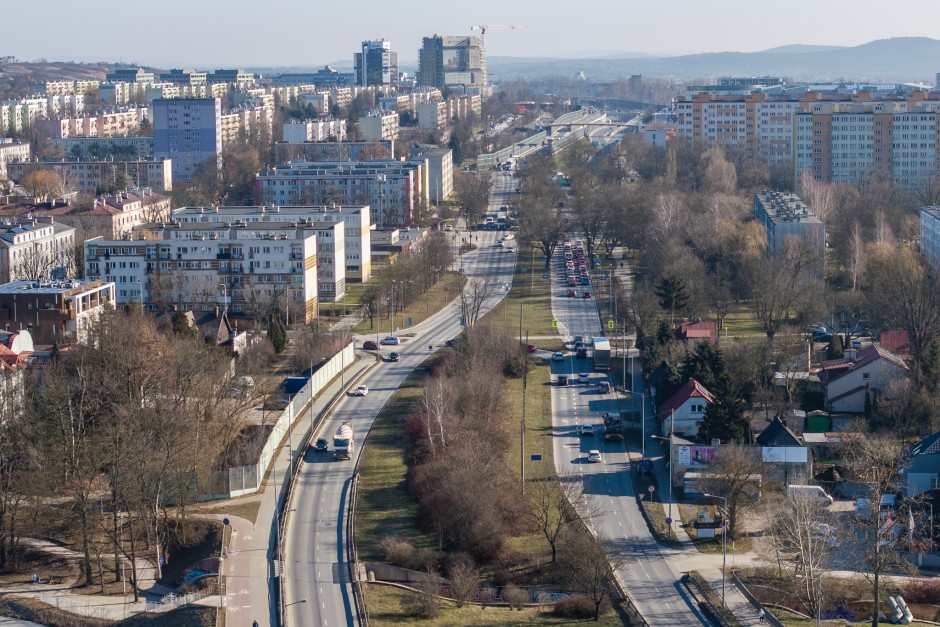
[
  {"left": 281, "top": 173, "right": 518, "bottom": 626},
  {"left": 548, "top": 251, "right": 709, "bottom": 626}
]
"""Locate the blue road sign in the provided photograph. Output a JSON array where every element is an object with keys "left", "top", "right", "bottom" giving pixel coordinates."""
[
  {"left": 407, "top": 317, "right": 413, "bottom": 326},
  {"left": 540, "top": 256, "right": 547, "bottom": 262},
  {"left": 530, "top": 454, "right": 542, "bottom": 461},
  {"left": 541, "top": 274, "right": 549, "bottom": 279},
  {"left": 599, "top": 275, "right": 608, "bottom": 280}
]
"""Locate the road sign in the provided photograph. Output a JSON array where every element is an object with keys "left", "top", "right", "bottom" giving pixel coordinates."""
[
  {"left": 648, "top": 485, "right": 655, "bottom": 493},
  {"left": 540, "top": 256, "right": 547, "bottom": 262},
  {"left": 551, "top": 319, "right": 558, "bottom": 328},
  {"left": 607, "top": 319, "right": 614, "bottom": 329},
  {"left": 599, "top": 275, "right": 608, "bottom": 281},
  {"left": 665, "top": 517, "right": 673, "bottom": 525},
  {"left": 407, "top": 317, "right": 413, "bottom": 326},
  {"left": 530, "top": 454, "right": 542, "bottom": 461},
  {"left": 542, "top": 273, "right": 549, "bottom": 279}
]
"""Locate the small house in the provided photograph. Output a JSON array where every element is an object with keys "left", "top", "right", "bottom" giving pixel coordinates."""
[
  {"left": 818, "top": 345, "right": 908, "bottom": 413},
  {"left": 659, "top": 378, "right": 714, "bottom": 439}
]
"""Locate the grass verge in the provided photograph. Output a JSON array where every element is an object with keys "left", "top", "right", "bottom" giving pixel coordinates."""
[
  {"left": 355, "top": 361, "right": 438, "bottom": 564},
  {"left": 0, "top": 597, "right": 215, "bottom": 627},
  {"left": 200, "top": 497, "right": 261, "bottom": 525},
  {"left": 482, "top": 250, "right": 555, "bottom": 338},
  {"left": 629, "top": 468, "right": 680, "bottom": 546},
  {"left": 353, "top": 272, "right": 467, "bottom": 336}
]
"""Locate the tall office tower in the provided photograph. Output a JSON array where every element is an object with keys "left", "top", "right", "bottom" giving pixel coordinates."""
[
  {"left": 417, "top": 35, "right": 486, "bottom": 88},
  {"left": 354, "top": 40, "right": 398, "bottom": 88}
]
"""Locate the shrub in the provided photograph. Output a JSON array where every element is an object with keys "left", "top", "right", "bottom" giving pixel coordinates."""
[
  {"left": 554, "top": 594, "right": 611, "bottom": 618},
  {"left": 380, "top": 536, "right": 415, "bottom": 568},
  {"left": 502, "top": 583, "right": 529, "bottom": 610},
  {"left": 902, "top": 577, "right": 940, "bottom": 604}
]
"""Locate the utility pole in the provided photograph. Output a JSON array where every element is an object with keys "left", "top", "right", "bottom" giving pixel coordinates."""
[{"left": 521, "top": 331, "right": 528, "bottom": 493}]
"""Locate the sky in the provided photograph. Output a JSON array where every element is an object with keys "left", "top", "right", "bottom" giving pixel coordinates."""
[{"left": 5, "top": 0, "right": 940, "bottom": 68}]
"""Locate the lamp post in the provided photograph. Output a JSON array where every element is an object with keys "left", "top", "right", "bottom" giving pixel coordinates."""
[
  {"left": 704, "top": 493, "right": 729, "bottom": 607},
  {"left": 651, "top": 409, "right": 676, "bottom": 526},
  {"left": 219, "top": 283, "right": 227, "bottom": 315},
  {"left": 375, "top": 174, "right": 386, "bottom": 229}
]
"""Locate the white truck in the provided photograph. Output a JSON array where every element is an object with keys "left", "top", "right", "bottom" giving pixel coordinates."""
[{"left": 333, "top": 422, "right": 354, "bottom": 461}]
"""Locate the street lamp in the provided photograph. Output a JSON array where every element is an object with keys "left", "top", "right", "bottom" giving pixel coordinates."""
[
  {"left": 704, "top": 493, "right": 729, "bottom": 607},
  {"left": 375, "top": 174, "right": 386, "bottom": 229}
]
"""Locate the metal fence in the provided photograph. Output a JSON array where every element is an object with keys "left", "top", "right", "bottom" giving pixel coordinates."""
[
  {"left": 731, "top": 572, "right": 784, "bottom": 627},
  {"left": 144, "top": 589, "right": 213, "bottom": 612}
]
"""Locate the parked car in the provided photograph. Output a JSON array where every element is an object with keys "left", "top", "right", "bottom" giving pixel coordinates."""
[
  {"left": 557, "top": 374, "right": 568, "bottom": 386},
  {"left": 574, "top": 340, "right": 584, "bottom": 350},
  {"left": 812, "top": 331, "right": 833, "bottom": 343},
  {"left": 552, "top": 352, "right": 565, "bottom": 362},
  {"left": 351, "top": 384, "right": 369, "bottom": 396},
  {"left": 312, "top": 436, "right": 329, "bottom": 452},
  {"left": 526, "top": 344, "right": 539, "bottom": 353},
  {"left": 587, "top": 450, "right": 603, "bottom": 463},
  {"left": 578, "top": 372, "right": 590, "bottom": 384},
  {"left": 505, "top": 246, "right": 514, "bottom": 252},
  {"left": 380, "top": 336, "right": 400, "bottom": 346},
  {"left": 574, "top": 336, "right": 584, "bottom": 344},
  {"left": 362, "top": 340, "right": 379, "bottom": 350},
  {"left": 388, "top": 352, "right": 400, "bottom": 362},
  {"left": 788, "top": 484, "right": 834, "bottom": 506},
  {"left": 580, "top": 424, "right": 595, "bottom": 437}
]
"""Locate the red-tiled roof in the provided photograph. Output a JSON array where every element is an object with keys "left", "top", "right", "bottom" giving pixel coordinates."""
[{"left": 659, "top": 378, "right": 714, "bottom": 415}]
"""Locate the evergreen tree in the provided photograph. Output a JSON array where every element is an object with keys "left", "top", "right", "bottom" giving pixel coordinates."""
[
  {"left": 269, "top": 315, "right": 288, "bottom": 354},
  {"left": 701, "top": 372, "right": 747, "bottom": 444},
  {"left": 171, "top": 311, "right": 195, "bottom": 337},
  {"left": 826, "top": 334, "right": 844, "bottom": 360},
  {"left": 448, "top": 134, "right": 463, "bottom": 165},
  {"left": 654, "top": 319, "right": 674, "bottom": 347},
  {"left": 655, "top": 362, "right": 683, "bottom": 408},
  {"left": 681, "top": 341, "right": 724, "bottom": 392},
  {"left": 654, "top": 273, "right": 690, "bottom": 324},
  {"left": 919, "top": 339, "right": 940, "bottom": 391}
]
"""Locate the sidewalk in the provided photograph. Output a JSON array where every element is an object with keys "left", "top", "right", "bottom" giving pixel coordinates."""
[{"left": 220, "top": 356, "right": 374, "bottom": 627}]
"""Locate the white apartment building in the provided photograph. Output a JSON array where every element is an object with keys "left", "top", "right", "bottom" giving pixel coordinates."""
[
  {"left": 84, "top": 222, "right": 319, "bottom": 321},
  {"left": 283, "top": 119, "right": 347, "bottom": 143},
  {"left": 7, "top": 159, "right": 172, "bottom": 194},
  {"left": 0, "top": 139, "right": 30, "bottom": 178},
  {"left": 0, "top": 98, "right": 49, "bottom": 134},
  {"left": 0, "top": 217, "right": 76, "bottom": 283},
  {"left": 172, "top": 204, "right": 371, "bottom": 283},
  {"left": 46, "top": 94, "right": 85, "bottom": 117},
  {"left": 410, "top": 146, "right": 453, "bottom": 202},
  {"left": 357, "top": 110, "right": 399, "bottom": 141},
  {"left": 921, "top": 206, "right": 940, "bottom": 263},
  {"left": 417, "top": 101, "right": 447, "bottom": 130},
  {"left": 219, "top": 105, "right": 274, "bottom": 144},
  {"left": 299, "top": 92, "right": 330, "bottom": 114}
]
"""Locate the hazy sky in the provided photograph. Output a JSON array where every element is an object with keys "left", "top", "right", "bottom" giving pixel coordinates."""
[{"left": 6, "top": 0, "right": 940, "bottom": 68}]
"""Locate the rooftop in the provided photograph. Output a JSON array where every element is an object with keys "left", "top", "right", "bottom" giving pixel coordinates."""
[
  {"left": 0, "top": 279, "right": 105, "bottom": 295},
  {"left": 756, "top": 191, "right": 822, "bottom": 225}
]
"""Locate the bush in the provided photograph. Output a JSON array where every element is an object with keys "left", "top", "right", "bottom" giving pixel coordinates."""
[
  {"left": 902, "top": 577, "right": 940, "bottom": 604},
  {"left": 380, "top": 536, "right": 415, "bottom": 567},
  {"left": 502, "top": 583, "right": 529, "bottom": 610},
  {"left": 554, "top": 594, "right": 611, "bottom": 618}
]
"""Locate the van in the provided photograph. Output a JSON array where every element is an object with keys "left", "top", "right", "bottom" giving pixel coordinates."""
[{"left": 787, "top": 485, "right": 834, "bottom": 506}]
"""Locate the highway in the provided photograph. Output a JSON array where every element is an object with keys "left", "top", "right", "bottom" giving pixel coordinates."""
[
  {"left": 548, "top": 252, "right": 709, "bottom": 625},
  {"left": 281, "top": 172, "right": 518, "bottom": 626}
]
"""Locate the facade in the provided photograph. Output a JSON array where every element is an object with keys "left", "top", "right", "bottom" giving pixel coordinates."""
[
  {"left": 256, "top": 160, "right": 427, "bottom": 229},
  {"left": 208, "top": 70, "right": 255, "bottom": 86},
  {"left": 7, "top": 159, "right": 172, "bottom": 193},
  {"left": 106, "top": 69, "right": 155, "bottom": 83},
  {"left": 818, "top": 345, "right": 909, "bottom": 413},
  {"left": 410, "top": 146, "right": 453, "bottom": 202},
  {"left": 160, "top": 69, "right": 208, "bottom": 86},
  {"left": 51, "top": 136, "right": 153, "bottom": 161},
  {"left": 357, "top": 110, "right": 399, "bottom": 141},
  {"left": 172, "top": 204, "right": 371, "bottom": 283},
  {"left": 57, "top": 189, "right": 171, "bottom": 240},
  {"left": 219, "top": 105, "right": 274, "bottom": 144},
  {"left": 46, "top": 94, "right": 85, "bottom": 117},
  {"left": 0, "top": 217, "right": 76, "bottom": 283},
  {"left": 417, "top": 101, "right": 447, "bottom": 130},
  {"left": 753, "top": 192, "right": 825, "bottom": 257},
  {"left": 921, "top": 206, "right": 940, "bottom": 262},
  {"left": 658, "top": 378, "right": 715, "bottom": 439},
  {"left": 152, "top": 98, "right": 222, "bottom": 180},
  {"left": 273, "top": 140, "right": 393, "bottom": 164},
  {"left": 298, "top": 92, "right": 331, "bottom": 114},
  {"left": 282, "top": 119, "right": 347, "bottom": 143},
  {"left": 0, "top": 98, "right": 49, "bottom": 134},
  {"left": 307, "top": 221, "right": 345, "bottom": 301},
  {"left": 273, "top": 66, "right": 353, "bottom": 87},
  {"left": 355, "top": 40, "right": 398, "bottom": 88},
  {"left": 84, "top": 222, "right": 319, "bottom": 322},
  {"left": 0, "top": 140, "right": 30, "bottom": 178},
  {"left": 0, "top": 279, "right": 114, "bottom": 344},
  {"left": 418, "top": 35, "right": 486, "bottom": 88}
]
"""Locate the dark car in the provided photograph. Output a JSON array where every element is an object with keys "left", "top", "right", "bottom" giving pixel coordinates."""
[
  {"left": 388, "top": 352, "right": 400, "bottom": 362},
  {"left": 581, "top": 292, "right": 592, "bottom": 299},
  {"left": 526, "top": 343, "right": 539, "bottom": 353},
  {"left": 576, "top": 347, "right": 588, "bottom": 359},
  {"left": 312, "top": 437, "right": 329, "bottom": 452},
  {"left": 812, "top": 331, "right": 833, "bottom": 343},
  {"left": 574, "top": 336, "right": 584, "bottom": 344},
  {"left": 566, "top": 289, "right": 576, "bottom": 297},
  {"left": 574, "top": 340, "right": 585, "bottom": 351},
  {"left": 445, "top": 337, "right": 460, "bottom": 348},
  {"left": 363, "top": 340, "right": 379, "bottom": 350},
  {"left": 557, "top": 374, "right": 568, "bottom": 386}
]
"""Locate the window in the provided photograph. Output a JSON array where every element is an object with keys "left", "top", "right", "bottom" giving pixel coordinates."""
[{"left": 862, "top": 372, "right": 870, "bottom": 381}]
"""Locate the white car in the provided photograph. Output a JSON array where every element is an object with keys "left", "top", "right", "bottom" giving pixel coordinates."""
[
  {"left": 580, "top": 424, "right": 595, "bottom": 437},
  {"left": 505, "top": 246, "right": 514, "bottom": 252},
  {"left": 587, "top": 450, "right": 602, "bottom": 463},
  {"left": 352, "top": 384, "right": 369, "bottom": 396},
  {"left": 379, "top": 336, "right": 400, "bottom": 346},
  {"left": 552, "top": 352, "right": 565, "bottom": 362}
]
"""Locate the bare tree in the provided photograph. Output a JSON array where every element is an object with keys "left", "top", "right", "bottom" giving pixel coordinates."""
[
  {"left": 559, "top": 530, "right": 625, "bottom": 621},
  {"left": 527, "top": 473, "right": 605, "bottom": 563},
  {"left": 457, "top": 277, "right": 500, "bottom": 327},
  {"left": 702, "top": 443, "right": 763, "bottom": 539},
  {"left": 448, "top": 557, "right": 479, "bottom": 608},
  {"left": 748, "top": 239, "right": 823, "bottom": 342}
]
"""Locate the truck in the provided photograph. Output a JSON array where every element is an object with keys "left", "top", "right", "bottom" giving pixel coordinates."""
[
  {"left": 592, "top": 337, "right": 611, "bottom": 372},
  {"left": 333, "top": 422, "right": 354, "bottom": 461}
]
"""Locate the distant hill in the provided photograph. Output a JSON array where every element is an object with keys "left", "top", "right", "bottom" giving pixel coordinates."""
[
  {"left": 488, "top": 37, "right": 940, "bottom": 83},
  {"left": 0, "top": 61, "right": 123, "bottom": 83}
]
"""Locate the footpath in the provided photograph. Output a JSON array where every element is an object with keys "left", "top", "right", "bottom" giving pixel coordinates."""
[{"left": 610, "top": 250, "right": 765, "bottom": 627}]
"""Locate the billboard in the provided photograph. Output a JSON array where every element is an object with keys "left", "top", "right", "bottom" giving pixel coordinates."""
[
  {"left": 677, "top": 445, "right": 716, "bottom": 467},
  {"left": 762, "top": 446, "right": 808, "bottom": 463}
]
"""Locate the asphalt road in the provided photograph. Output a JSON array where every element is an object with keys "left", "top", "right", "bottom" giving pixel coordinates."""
[
  {"left": 281, "top": 174, "right": 518, "bottom": 626},
  {"left": 548, "top": 250, "right": 709, "bottom": 626}
]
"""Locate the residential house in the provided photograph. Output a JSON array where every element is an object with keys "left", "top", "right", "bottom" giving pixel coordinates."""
[
  {"left": 905, "top": 431, "right": 940, "bottom": 498},
  {"left": 818, "top": 345, "right": 909, "bottom": 413},
  {"left": 676, "top": 321, "right": 717, "bottom": 344},
  {"left": 659, "top": 378, "right": 714, "bottom": 439},
  {"left": 756, "top": 415, "right": 811, "bottom": 486},
  {"left": 0, "top": 279, "right": 115, "bottom": 344}
]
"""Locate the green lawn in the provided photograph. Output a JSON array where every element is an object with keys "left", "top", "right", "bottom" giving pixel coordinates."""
[
  {"left": 482, "top": 249, "right": 557, "bottom": 338},
  {"left": 353, "top": 273, "right": 468, "bottom": 335},
  {"left": 363, "top": 584, "right": 626, "bottom": 626},
  {"left": 722, "top": 301, "right": 766, "bottom": 339},
  {"left": 355, "top": 362, "right": 438, "bottom": 564}
]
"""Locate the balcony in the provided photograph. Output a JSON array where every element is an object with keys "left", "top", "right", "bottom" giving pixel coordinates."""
[{"left": 216, "top": 252, "right": 231, "bottom": 260}]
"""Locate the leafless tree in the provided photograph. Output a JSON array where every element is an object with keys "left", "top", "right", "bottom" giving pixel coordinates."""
[
  {"left": 447, "top": 557, "right": 479, "bottom": 608},
  {"left": 527, "top": 473, "right": 605, "bottom": 563},
  {"left": 559, "top": 529, "right": 625, "bottom": 621},
  {"left": 748, "top": 239, "right": 823, "bottom": 342},
  {"left": 702, "top": 443, "right": 763, "bottom": 539},
  {"left": 457, "top": 277, "right": 500, "bottom": 327}
]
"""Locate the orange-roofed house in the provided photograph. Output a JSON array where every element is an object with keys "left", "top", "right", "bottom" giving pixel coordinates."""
[{"left": 659, "top": 378, "right": 715, "bottom": 438}]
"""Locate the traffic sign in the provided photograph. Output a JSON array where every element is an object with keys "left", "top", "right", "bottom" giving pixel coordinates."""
[
  {"left": 530, "top": 454, "right": 542, "bottom": 461},
  {"left": 542, "top": 273, "right": 549, "bottom": 279},
  {"left": 551, "top": 319, "right": 558, "bottom": 328},
  {"left": 599, "top": 275, "right": 608, "bottom": 281},
  {"left": 607, "top": 319, "right": 614, "bottom": 329},
  {"left": 665, "top": 517, "right": 673, "bottom": 525},
  {"left": 648, "top": 485, "right": 655, "bottom": 493},
  {"left": 541, "top": 256, "right": 547, "bottom": 262}
]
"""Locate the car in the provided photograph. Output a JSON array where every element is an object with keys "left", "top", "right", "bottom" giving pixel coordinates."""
[
  {"left": 526, "top": 343, "right": 539, "bottom": 353},
  {"left": 566, "top": 289, "right": 576, "bottom": 297},
  {"left": 444, "top": 224, "right": 454, "bottom": 232},
  {"left": 587, "top": 450, "right": 603, "bottom": 463},
  {"left": 388, "top": 352, "right": 400, "bottom": 362},
  {"left": 580, "top": 424, "right": 595, "bottom": 436},
  {"left": 312, "top": 436, "right": 329, "bottom": 452},
  {"left": 598, "top": 381, "right": 611, "bottom": 394},
  {"left": 812, "top": 331, "right": 833, "bottom": 343},
  {"left": 496, "top": 240, "right": 504, "bottom": 247},
  {"left": 574, "top": 340, "right": 584, "bottom": 351},
  {"left": 581, "top": 292, "right": 592, "bottom": 299},
  {"left": 444, "top": 337, "right": 460, "bottom": 348},
  {"left": 574, "top": 336, "right": 583, "bottom": 344},
  {"left": 576, "top": 347, "right": 588, "bottom": 359},
  {"left": 552, "top": 352, "right": 565, "bottom": 362},
  {"left": 578, "top": 372, "right": 590, "bottom": 384},
  {"left": 380, "top": 336, "right": 400, "bottom": 346},
  {"left": 362, "top": 340, "right": 379, "bottom": 350},
  {"left": 557, "top": 374, "right": 568, "bottom": 386},
  {"left": 352, "top": 384, "right": 369, "bottom": 396},
  {"left": 505, "top": 246, "right": 514, "bottom": 252},
  {"left": 581, "top": 277, "right": 591, "bottom": 285}
]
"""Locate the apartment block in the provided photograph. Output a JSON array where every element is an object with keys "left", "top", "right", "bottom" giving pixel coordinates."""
[
  {"left": 36, "top": 80, "right": 100, "bottom": 96},
  {"left": 379, "top": 88, "right": 442, "bottom": 113},
  {"left": 921, "top": 206, "right": 940, "bottom": 263},
  {"left": 207, "top": 69, "right": 255, "bottom": 87},
  {"left": 219, "top": 105, "right": 274, "bottom": 144},
  {"left": 0, "top": 279, "right": 114, "bottom": 344},
  {"left": 274, "top": 140, "right": 393, "bottom": 164},
  {"left": 36, "top": 108, "right": 145, "bottom": 139},
  {"left": 106, "top": 69, "right": 155, "bottom": 84},
  {"left": 299, "top": 92, "right": 331, "bottom": 114},
  {"left": 0, "top": 98, "right": 49, "bottom": 134},
  {"left": 256, "top": 160, "right": 427, "bottom": 229},
  {"left": 99, "top": 82, "right": 150, "bottom": 107},
  {"left": 753, "top": 192, "right": 825, "bottom": 258},
  {"left": 357, "top": 110, "right": 399, "bottom": 141},
  {"left": 418, "top": 35, "right": 486, "bottom": 88},
  {"left": 160, "top": 69, "right": 208, "bottom": 86},
  {"left": 51, "top": 136, "right": 153, "bottom": 161},
  {"left": 152, "top": 98, "right": 222, "bottom": 181},
  {"left": 0, "top": 139, "right": 30, "bottom": 178},
  {"left": 410, "top": 145, "right": 453, "bottom": 202},
  {"left": 283, "top": 119, "right": 347, "bottom": 143},
  {"left": 173, "top": 205, "right": 372, "bottom": 284},
  {"left": 85, "top": 222, "right": 318, "bottom": 321},
  {"left": 417, "top": 101, "right": 447, "bottom": 130},
  {"left": 46, "top": 94, "right": 85, "bottom": 117},
  {"left": 0, "top": 217, "right": 76, "bottom": 283},
  {"left": 7, "top": 159, "right": 172, "bottom": 194}
]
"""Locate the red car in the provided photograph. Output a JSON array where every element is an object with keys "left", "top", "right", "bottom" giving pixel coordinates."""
[
  {"left": 362, "top": 340, "right": 379, "bottom": 350},
  {"left": 526, "top": 344, "right": 539, "bottom": 353},
  {"left": 581, "top": 292, "right": 592, "bottom": 298}
]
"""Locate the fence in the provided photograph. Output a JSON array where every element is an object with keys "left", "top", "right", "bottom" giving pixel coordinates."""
[
  {"left": 224, "top": 342, "right": 356, "bottom": 499},
  {"left": 731, "top": 572, "right": 784, "bottom": 627},
  {"left": 144, "top": 589, "right": 213, "bottom": 613}
]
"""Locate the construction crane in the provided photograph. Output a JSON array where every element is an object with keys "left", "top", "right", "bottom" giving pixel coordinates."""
[{"left": 470, "top": 24, "right": 523, "bottom": 50}]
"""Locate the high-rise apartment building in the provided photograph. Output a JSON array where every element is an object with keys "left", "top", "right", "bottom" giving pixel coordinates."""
[
  {"left": 354, "top": 40, "right": 398, "bottom": 88},
  {"left": 921, "top": 206, "right": 940, "bottom": 263},
  {"left": 417, "top": 35, "right": 486, "bottom": 88},
  {"left": 152, "top": 98, "right": 222, "bottom": 181}
]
